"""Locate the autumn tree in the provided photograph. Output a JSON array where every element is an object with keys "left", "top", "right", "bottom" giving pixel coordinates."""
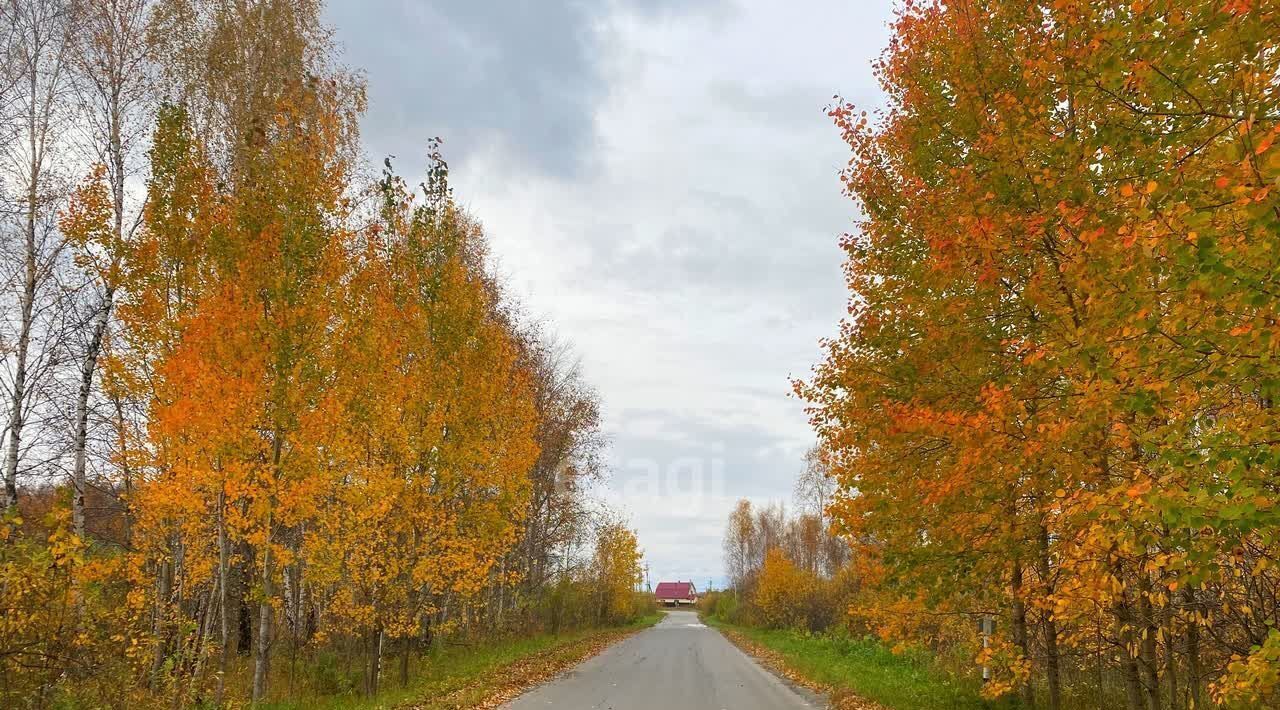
[
  {"left": 718, "top": 493, "right": 853, "bottom": 632},
  {"left": 794, "top": 445, "right": 850, "bottom": 576},
  {"left": 302, "top": 155, "right": 541, "bottom": 695},
  {"left": 590, "top": 522, "right": 644, "bottom": 625},
  {"left": 801, "top": 1, "right": 1280, "bottom": 707},
  {"left": 1, "top": 0, "right": 73, "bottom": 512},
  {"left": 62, "top": 0, "right": 154, "bottom": 546},
  {"left": 0, "top": 2, "right": 639, "bottom": 707},
  {"left": 510, "top": 331, "right": 605, "bottom": 609},
  {"left": 723, "top": 498, "right": 757, "bottom": 596}
]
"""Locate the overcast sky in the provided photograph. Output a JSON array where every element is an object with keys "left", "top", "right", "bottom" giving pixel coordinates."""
[{"left": 325, "top": 0, "right": 895, "bottom": 589}]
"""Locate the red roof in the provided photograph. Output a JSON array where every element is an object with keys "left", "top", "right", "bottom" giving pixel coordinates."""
[{"left": 654, "top": 581, "right": 696, "bottom": 599}]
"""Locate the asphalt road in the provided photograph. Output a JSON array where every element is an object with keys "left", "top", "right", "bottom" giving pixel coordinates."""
[{"left": 504, "top": 609, "right": 823, "bottom": 709}]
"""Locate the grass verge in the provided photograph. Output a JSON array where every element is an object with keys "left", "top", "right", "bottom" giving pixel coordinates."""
[
  {"left": 261, "top": 613, "right": 663, "bottom": 710},
  {"left": 704, "top": 616, "right": 1018, "bottom": 710}
]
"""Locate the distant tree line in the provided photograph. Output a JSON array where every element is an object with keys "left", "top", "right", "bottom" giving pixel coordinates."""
[{"left": 712, "top": 446, "right": 854, "bottom": 631}]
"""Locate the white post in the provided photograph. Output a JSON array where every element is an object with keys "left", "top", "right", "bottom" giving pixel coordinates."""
[{"left": 980, "top": 616, "right": 995, "bottom": 684}]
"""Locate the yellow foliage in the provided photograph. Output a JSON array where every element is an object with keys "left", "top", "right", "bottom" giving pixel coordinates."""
[
  {"left": 592, "top": 524, "right": 645, "bottom": 625},
  {"left": 1213, "top": 629, "right": 1280, "bottom": 706},
  {"left": 754, "top": 548, "right": 815, "bottom": 630}
]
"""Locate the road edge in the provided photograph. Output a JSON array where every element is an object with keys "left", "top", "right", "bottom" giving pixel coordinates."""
[
  {"left": 706, "top": 617, "right": 888, "bottom": 710},
  {"left": 436, "top": 613, "right": 665, "bottom": 709}
]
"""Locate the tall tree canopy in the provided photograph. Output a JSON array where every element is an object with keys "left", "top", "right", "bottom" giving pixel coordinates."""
[
  {"left": 800, "top": 1, "right": 1280, "bottom": 707},
  {"left": 0, "top": 2, "right": 630, "bottom": 707}
]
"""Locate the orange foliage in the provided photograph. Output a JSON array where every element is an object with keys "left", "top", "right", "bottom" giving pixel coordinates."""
[{"left": 799, "top": 0, "right": 1280, "bottom": 706}]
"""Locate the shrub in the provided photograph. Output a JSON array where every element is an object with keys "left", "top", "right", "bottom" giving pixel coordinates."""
[
  {"left": 699, "top": 589, "right": 748, "bottom": 624},
  {"left": 755, "top": 548, "right": 815, "bottom": 629},
  {"left": 714, "top": 592, "right": 741, "bottom": 623}
]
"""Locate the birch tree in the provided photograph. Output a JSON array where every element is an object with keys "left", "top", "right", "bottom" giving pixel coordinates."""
[
  {"left": 62, "top": 0, "right": 153, "bottom": 541},
  {"left": 1, "top": 0, "right": 73, "bottom": 512}
]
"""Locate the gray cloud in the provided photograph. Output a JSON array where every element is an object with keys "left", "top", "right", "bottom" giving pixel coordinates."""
[{"left": 327, "top": 0, "right": 718, "bottom": 177}]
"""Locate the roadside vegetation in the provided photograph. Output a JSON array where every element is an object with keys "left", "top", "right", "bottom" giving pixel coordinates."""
[
  {"left": 258, "top": 609, "right": 662, "bottom": 710},
  {"left": 702, "top": 488, "right": 1013, "bottom": 710},
  {"left": 784, "top": 1, "right": 1280, "bottom": 709},
  {"left": 0, "top": 1, "right": 651, "bottom": 708},
  {"left": 703, "top": 612, "right": 1009, "bottom": 710}
]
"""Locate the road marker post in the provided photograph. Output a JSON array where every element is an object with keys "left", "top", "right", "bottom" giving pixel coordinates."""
[{"left": 979, "top": 616, "right": 996, "bottom": 684}]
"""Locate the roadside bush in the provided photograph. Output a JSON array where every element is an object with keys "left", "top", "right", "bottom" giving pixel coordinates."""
[
  {"left": 697, "top": 590, "right": 725, "bottom": 617},
  {"left": 523, "top": 523, "right": 650, "bottom": 633},
  {"left": 624, "top": 591, "right": 657, "bottom": 622},
  {"left": 729, "top": 549, "right": 863, "bottom": 633},
  {"left": 698, "top": 589, "right": 748, "bottom": 625},
  {"left": 755, "top": 548, "right": 815, "bottom": 629},
  {"left": 536, "top": 576, "right": 592, "bottom": 633},
  {"left": 696, "top": 590, "right": 720, "bottom": 616},
  {"left": 530, "top": 575, "right": 653, "bottom": 633},
  {"left": 715, "top": 592, "right": 741, "bottom": 622}
]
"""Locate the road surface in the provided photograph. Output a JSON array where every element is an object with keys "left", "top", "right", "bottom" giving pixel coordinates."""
[{"left": 504, "top": 610, "right": 823, "bottom": 709}]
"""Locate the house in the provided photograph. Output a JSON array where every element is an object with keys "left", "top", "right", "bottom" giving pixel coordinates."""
[{"left": 654, "top": 580, "right": 698, "bottom": 606}]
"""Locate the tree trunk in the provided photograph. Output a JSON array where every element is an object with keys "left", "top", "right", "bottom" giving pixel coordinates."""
[
  {"left": 188, "top": 583, "right": 218, "bottom": 707},
  {"left": 4, "top": 56, "right": 45, "bottom": 515},
  {"left": 1116, "top": 594, "right": 1145, "bottom": 710},
  {"left": 283, "top": 554, "right": 299, "bottom": 639},
  {"left": 3, "top": 179, "right": 36, "bottom": 512},
  {"left": 254, "top": 434, "right": 284, "bottom": 703},
  {"left": 71, "top": 287, "right": 114, "bottom": 541},
  {"left": 365, "top": 627, "right": 383, "bottom": 697},
  {"left": 1011, "top": 560, "right": 1034, "bottom": 708},
  {"left": 399, "top": 636, "right": 412, "bottom": 687},
  {"left": 252, "top": 531, "right": 272, "bottom": 703},
  {"left": 1165, "top": 602, "right": 1179, "bottom": 709},
  {"left": 497, "top": 557, "right": 507, "bottom": 628},
  {"left": 1038, "top": 525, "right": 1062, "bottom": 710},
  {"left": 216, "top": 490, "right": 230, "bottom": 707},
  {"left": 113, "top": 393, "right": 134, "bottom": 548},
  {"left": 1184, "top": 587, "right": 1203, "bottom": 709},
  {"left": 152, "top": 556, "right": 173, "bottom": 685},
  {"left": 1137, "top": 574, "right": 1161, "bottom": 710}
]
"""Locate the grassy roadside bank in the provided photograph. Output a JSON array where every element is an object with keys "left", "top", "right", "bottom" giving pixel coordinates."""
[
  {"left": 259, "top": 613, "right": 664, "bottom": 710},
  {"left": 704, "top": 616, "right": 1016, "bottom": 710}
]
